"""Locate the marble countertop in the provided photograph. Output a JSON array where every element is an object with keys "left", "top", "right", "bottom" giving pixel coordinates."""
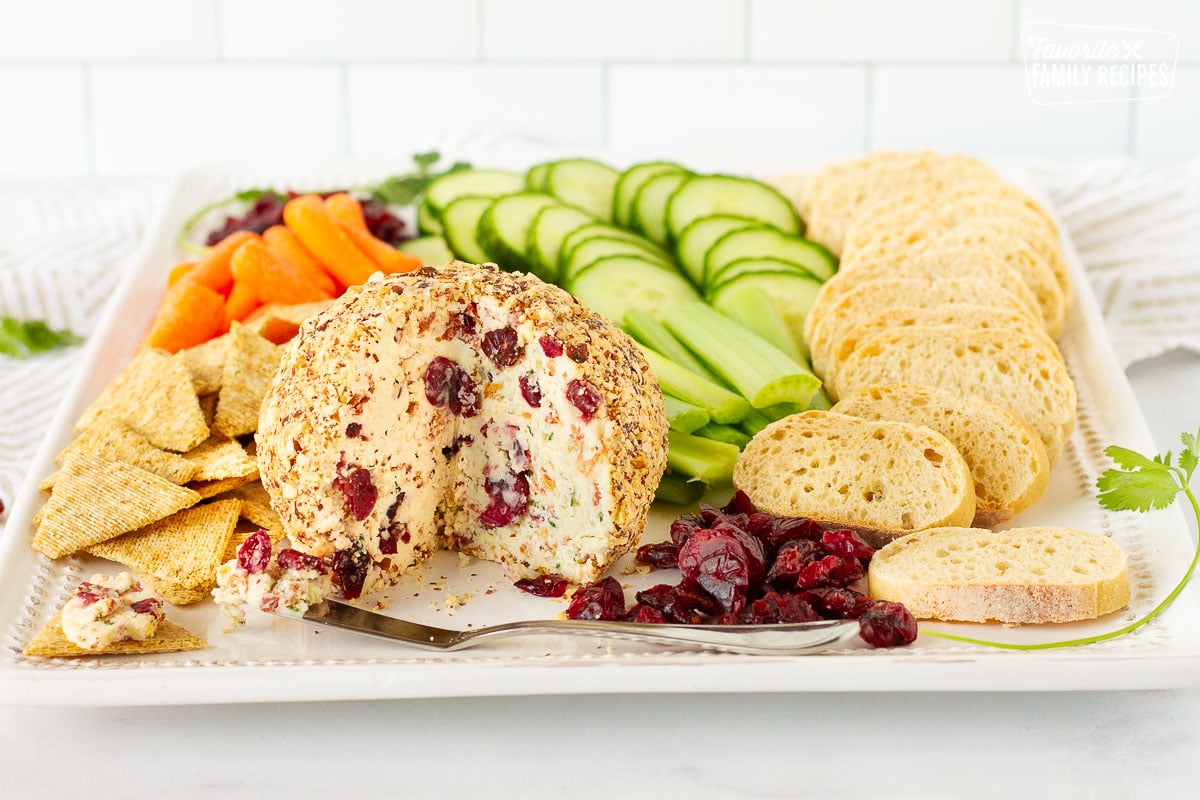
[{"left": 3, "top": 350, "right": 1197, "bottom": 799}]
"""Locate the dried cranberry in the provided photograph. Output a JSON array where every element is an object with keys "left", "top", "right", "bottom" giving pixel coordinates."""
[
  {"left": 669, "top": 513, "right": 704, "bottom": 547},
  {"left": 802, "top": 587, "right": 865, "bottom": 617},
  {"left": 793, "top": 554, "right": 843, "bottom": 589},
  {"left": 755, "top": 515, "right": 824, "bottom": 551},
  {"left": 423, "top": 356, "right": 459, "bottom": 407},
  {"left": 828, "top": 555, "right": 864, "bottom": 585},
  {"left": 479, "top": 471, "right": 530, "bottom": 528},
  {"left": 565, "top": 576, "right": 626, "bottom": 621},
  {"left": 205, "top": 192, "right": 286, "bottom": 245},
  {"left": 565, "top": 379, "right": 602, "bottom": 422},
  {"left": 237, "top": 530, "right": 273, "bottom": 574},
  {"left": 482, "top": 326, "right": 523, "bottom": 367},
  {"left": 345, "top": 422, "right": 362, "bottom": 438},
  {"left": 379, "top": 494, "right": 408, "bottom": 554},
  {"left": 331, "top": 543, "right": 370, "bottom": 600},
  {"left": 538, "top": 335, "right": 563, "bottom": 357},
  {"left": 518, "top": 374, "right": 542, "bottom": 408},
  {"left": 722, "top": 490, "right": 756, "bottom": 516},
  {"left": 130, "top": 597, "right": 162, "bottom": 616},
  {"left": 74, "top": 586, "right": 103, "bottom": 606},
  {"left": 858, "top": 601, "right": 918, "bottom": 648},
  {"left": 514, "top": 575, "right": 569, "bottom": 598},
  {"left": 333, "top": 464, "right": 377, "bottom": 521},
  {"left": 747, "top": 592, "right": 820, "bottom": 624},
  {"left": 624, "top": 604, "right": 668, "bottom": 624},
  {"left": 820, "top": 529, "right": 875, "bottom": 560},
  {"left": 635, "top": 584, "right": 703, "bottom": 624},
  {"left": 677, "top": 526, "right": 766, "bottom": 613},
  {"left": 766, "top": 539, "right": 820, "bottom": 590},
  {"left": 359, "top": 198, "right": 408, "bottom": 245},
  {"left": 635, "top": 541, "right": 680, "bottom": 570},
  {"left": 451, "top": 371, "right": 480, "bottom": 417},
  {"left": 277, "top": 548, "right": 329, "bottom": 574}
]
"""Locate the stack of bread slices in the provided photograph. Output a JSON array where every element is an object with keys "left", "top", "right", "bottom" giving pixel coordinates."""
[{"left": 740, "top": 153, "right": 1130, "bottom": 625}]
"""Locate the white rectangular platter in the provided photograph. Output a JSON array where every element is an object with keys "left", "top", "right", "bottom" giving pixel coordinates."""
[{"left": 2, "top": 150, "right": 1198, "bottom": 705}]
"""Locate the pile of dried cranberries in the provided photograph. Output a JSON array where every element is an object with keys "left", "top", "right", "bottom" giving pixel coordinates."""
[{"left": 521, "top": 491, "right": 918, "bottom": 649}]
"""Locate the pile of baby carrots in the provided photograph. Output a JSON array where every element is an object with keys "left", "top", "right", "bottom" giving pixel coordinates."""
[{"left": 146, "top": 193, "right": 422, "bottom": 353}]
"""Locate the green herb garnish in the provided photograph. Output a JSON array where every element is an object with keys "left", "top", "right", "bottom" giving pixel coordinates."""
[
  {"left": 0, "top": 317, "right": 83, "bottom": 359},
  {"left": 923, "top": 428, "right": 1200, "bottom": 650}
]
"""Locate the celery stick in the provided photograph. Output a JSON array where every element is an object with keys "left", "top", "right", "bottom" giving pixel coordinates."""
[
  {"left": 624, "top": 309, "right": 719, "bottom": 382},
  {"left": 655, "top": 472, "right": 707, "bottom": 506},
  {"left": 738, "top": 408, "right": 772, "bottom": 436},
  {"left": 639, "top": 345, "right": 751, "bottom": 425},
  {"left": 694, "top": 423, "right": 751, "bottom": 450},
  {"left": 663, "top": 395, "right": 710, "bottom": 434},
  {"left": 762, "top": 401, "right": 805, "bottom": 421},
  {"left": 807, "top": 388, "right": 832, "bottom": 410},
  {"left": 664, "top": 302, "right": 821, "bottom": 409},
  {"left": 712, "top": 284, "right": 807, "bottom": 361},
  {"left": 667, "top": 430, "right": 740, "bottom": 485}
]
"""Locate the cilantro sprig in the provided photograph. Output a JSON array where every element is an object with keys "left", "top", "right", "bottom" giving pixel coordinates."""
[
  {"left": 923, "top": 428, "right": 1200, "bottom": 651},
  {"left": 0, "top": 317, "right": 83, "bottom": 359}
]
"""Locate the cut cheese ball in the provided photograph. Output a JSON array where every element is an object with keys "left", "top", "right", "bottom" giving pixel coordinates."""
[
  {"left": 803, "top": 277, "right": 1044, "bottom": 384},
  {"left": 832, "top": 325, "right": 1077, "bottom": 464},
  {"left": 256, "top": 262, "right": 668, "bottom": 594},
  {"left": 732, "top": 411, "right": 975, "bottom": 547},
  {"left": 833, "top": 384, "right": 1050, "bottom": 526},
  {"left": 868, "top": 526, "right": 1130, "bottom": 623}
]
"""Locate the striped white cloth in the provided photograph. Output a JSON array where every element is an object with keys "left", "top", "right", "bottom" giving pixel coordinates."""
[{"left": 2, "top": 160, "right": 1199, "bottom": 525}]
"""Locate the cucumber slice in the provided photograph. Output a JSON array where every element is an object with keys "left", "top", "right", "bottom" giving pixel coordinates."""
[
  {"left": 477, "top": 193, "right": 559, "bottom": 271},
  {"left": 705, "top": 228, "right": 837, "bottom": 285},
  {"left": 545, "top": 158, "right": 621, "bottom": 221},
  {"left": 398, "top": 235, "right": 454, "bottom": 266},
  {"left": 562, "top": 237, "right": 675, "bottom": 283},
  {"left": 526, "top": 204, "right": 594, "bottom": 283},
  {"left": 612, "top": 161, "right": 686, "bottom": 229},
  {"left": 560, "top": 222, "right": 667, "bottom": 264},
  {"left": 666, "top": 175, "right": 802, "bottom": 241},
  {"left": 674, "top": 215, "right": 762, "bottom": 286},
  {"left": 568, "top": 255, "right": 701, "bottom": 323},
  {"left": 416, "top": 201, "right": 444, "bottom": 236},
  {"left": 709, "top": 270, "right": 823, "bottom": 350},
  {"left": 707, "top": 256, "right": 817, "bottom": 290},
  {"left": 526, "top": 161, "right": 554, "bottom": 192},
  {"left": 425, "top": 169, "right": 526, "bottom": 218},
  {"left": 442, "top": 197, "right": 494, "bottom": 265},
  {"left": 632, "top": 172, "right": 691, "bottom": 246}
]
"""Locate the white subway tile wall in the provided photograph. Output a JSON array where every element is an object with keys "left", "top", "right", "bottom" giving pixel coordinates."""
[{"left": 0, "top": 0, "right": 1196, "bottom": 178}]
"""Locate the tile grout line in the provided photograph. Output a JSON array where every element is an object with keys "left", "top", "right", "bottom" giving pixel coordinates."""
[
  {"left": 213, "top": 0, "right": 224, "bottom": 59},
  {"left": 477, "top": 0, "right": 486, "bottom": 60}
]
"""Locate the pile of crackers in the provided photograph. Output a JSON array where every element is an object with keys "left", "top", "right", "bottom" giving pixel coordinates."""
[{"left": 24, "top": 302, "right": 328, "bottom": 657}]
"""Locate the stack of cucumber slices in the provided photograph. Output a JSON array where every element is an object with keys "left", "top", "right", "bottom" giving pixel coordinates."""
[{"left": 411, "top": 157, "right": 839, "bottom": 501}]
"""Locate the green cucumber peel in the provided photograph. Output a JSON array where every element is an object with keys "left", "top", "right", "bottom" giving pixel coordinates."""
[{"left": 922, "top": 429, "right": 1200, "bottom": 650}]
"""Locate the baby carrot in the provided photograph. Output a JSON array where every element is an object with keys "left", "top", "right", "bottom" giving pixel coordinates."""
[
  {"left": 261, "top": 225, "right": 336, "bottom": 296},
  {"left": 282, "top": 195, "right": 378, "bottom": 286},
  {"left": 167, "top": 262, "right": 196, "bottom": 287},
  {"left": 224, "top": 279, "right": 261, "bottom": 325},
  {"left": 146, "top": 281, "right": 228, "bottom": 353},
  {"left": 325, "top": 193, "right": 421, "bottom": 274},
  {"left": 230, "top": 237, "right": 333, "bottom": 306},
  {"left": 186, "top": 230, "right": 257, "bottom": 293}
]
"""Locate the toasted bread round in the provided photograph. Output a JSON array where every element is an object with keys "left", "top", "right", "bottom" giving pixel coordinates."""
[
  {"left": 804, "top": 277, "right": 1044, "bottom": 384},
  {"left": 732, "top": 411, "right": 975, "bottom": 546},
  {"left": 833, "top": 384, "right": 1050, "bottom": 525},
  {"left": 842, "top": 228, "right": 1066, "bottom": 338},
  {"left": 833, "top": 326, "right": 1077, "bottom": 463},
  {"left": 868, "top": 526, "right": 1130, "bottom": 623},
  {"left": 827, "top": 305, "right": 1057, "bottom": 395}
]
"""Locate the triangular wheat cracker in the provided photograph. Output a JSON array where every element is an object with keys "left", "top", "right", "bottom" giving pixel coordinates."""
[
  {"left": 189, "top": 474, "right": 257, "bottom": 499},
  {"left": 217, "top": 480, "right": 280, "bottom": 533},
  {"left": 32, "top": 453, "right": 201, "bottom": 559},
  {"left": 199, "top": 393, "right": 218, "bottom": 427},
  {"left": 246, "top": 300, "right": 332, "bottom": 344},
  {"left": 22, "top": 610, "right": 207, "bottom": 658},
  {"left": 223, "top": 526, "right": 286, "bottom": 563},
  {"left": 87, "top": 499, "right": 240, "bottom": 591},
  {"left": 142, "top": 577, "right": 212, "bottom": 606},
  {"left": 178, "top": 333, "right": 231, "bottom": 395},
  {"left": 212, "top": 324, "right": 281, "bottom": 438},
  {"left": 54, "top": 422, "right": 197, "bottom": 485},
  {"left": 184, "top": 437, "right": 258, "bottom": 481},
  {"left": 76, "top": 348, "right": 209, "bottom": 452}
]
